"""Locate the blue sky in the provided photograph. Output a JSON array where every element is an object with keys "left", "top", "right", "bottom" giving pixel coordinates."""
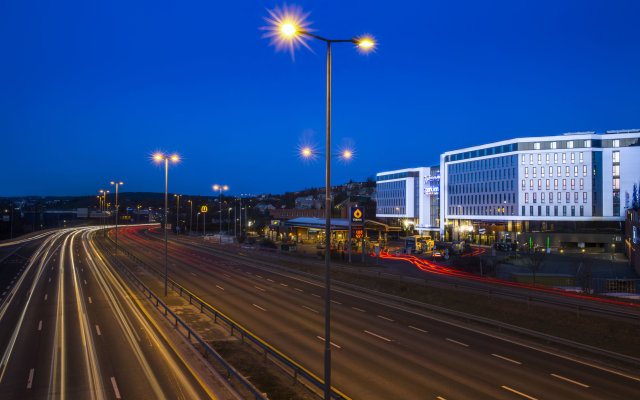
[{"left": 1, "top": 0, "right": 639, "bottom": 196}]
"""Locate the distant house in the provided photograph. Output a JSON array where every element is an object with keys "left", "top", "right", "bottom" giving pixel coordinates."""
[{"left": 255, "top": 203, "right": 276, "bottom": 213}]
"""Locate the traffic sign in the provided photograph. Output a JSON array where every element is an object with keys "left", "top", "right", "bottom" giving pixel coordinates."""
[{"left": 201, "top": 205, "right": 208, "bottom": 213}]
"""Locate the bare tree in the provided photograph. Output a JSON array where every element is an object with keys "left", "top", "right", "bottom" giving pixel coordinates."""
[{"left": 525, "top": 249, "right": 546, "bottom": 286}]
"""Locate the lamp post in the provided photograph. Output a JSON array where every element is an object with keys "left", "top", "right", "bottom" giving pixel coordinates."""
[
  {"left": 154, "top": 153, "right": 180, "bottom": 296},
  {"left": 99, "top": 190, "right": 109, "bottom": 236},
  {"left": 213, "top": 185, "right": 228, "bottom": 243},
  {"left": 187, "top": 199, "right": 193, "bottom": 234},
  {"left": 110, "top": 181, "right": 124, "bottom": 256},
  {"left": 174, "top": 194, "right": 182, "bottom": 235},
  {"left": 270, "top": 11, "right": 374, "bottom": 398},
  {"left": 196, "top": 211, "right": 200, "bottom": 235}
]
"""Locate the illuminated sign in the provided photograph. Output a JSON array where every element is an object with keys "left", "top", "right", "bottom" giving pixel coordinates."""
[
  {"left": 350, "top": 206, "right": 364, "bottom": 225},
  {"left": 352, "top": 228, "right": 364, "bottom": 239},
  {"left": 201, "top": 205, "right": 208, "bottom": 213},
  {"left": 424, "top": 186, "right": 439, "bottom": 196},
  {"left": 634, "top": 226, "right": 638, "bottom": 245}
]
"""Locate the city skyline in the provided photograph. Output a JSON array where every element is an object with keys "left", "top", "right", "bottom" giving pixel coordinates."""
[{"left": 2, "top": 0, "right": 639, "bottom": 197}]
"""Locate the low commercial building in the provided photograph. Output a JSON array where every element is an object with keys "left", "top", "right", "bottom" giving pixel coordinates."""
[{"left": 625, "top": 209, "right": 640, "bottom": 274}]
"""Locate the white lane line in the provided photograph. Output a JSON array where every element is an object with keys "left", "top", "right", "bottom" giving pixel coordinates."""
[
  {"left": 38, "top": 321, "right": 42, "bottom": 331},
  {"left": 216, "top": 285, "right": 225, "bottom": 291},
  {"left": 377, "top": 315, "right": 394, "bottom": 322},
  {"left": 190, "top": 272, "right": 198, "bottom": 277},
  {"left": 44, "top": 294, "right": 48, "bottom": 301},
  {"left": 252, "top": 304, "right": 267, "bottom": 312},
  {"left": 48, "top": 278, "right": 51, "bottom": 282},
  {"left": 364, "top": 330, "right": 392, "bottom": 342},
  {"left": 351, "top": 307, "right": 366, "bottom": 313},
  {"left": 437, "top": 397, "right": 447, "bottom": 400},
  {"left": 111, "top": 377, "right": 121, "bottom": 399},
  {"left": 83, "top": 280, "right": 87, "bottom": 285},
  {"left": 302, "top": 305, "right": 319, "bottom": 314},
  {"left": 316, "top": 336, "right": 342, "bottom": 349},
  {"left": 26, "top": 368, "right": 34, "bottom": 389},
  {"left": 254, "top": 286, "right": 266, "bottom": 292},
  {"left": 501, "top": 385, "right": 538, "bottom": 399},
  {"left": 88, "top": 296, "right": 92, "bottom": 304},
  {"left": 223, "top": 273, "right": 230, "bottom": 278},
  {"left": 446, "top": 338, "right": 469, "bottom": 347},
  {"left": 256, "top": 274, "right": 262, "bottom": 278},
  {"left": 492, "top": 353, "right": 521, "bottom": 365},
  {"left": 311, "top": 293, "right": 321, "bottom": 298},
  {"left": 330, "top": 300, "right": 342, "bottom": 305},
  {"left": 294, "top": 288, "right": 304, "bottom": 292},
  {"left": 280, "top": 283, "right": 288, "bottom": 287},
  {"left": 408, "top": 325, "right": 428, "bottom": 333},
  {"left": 95, "top": 325, "right": 101, "bottom": 336},
  {"left": 267, "top": 278, "right": 274, "bottom": 282},
  {"left": 550, "top": 373, "right": 590, "bottom": 388}
]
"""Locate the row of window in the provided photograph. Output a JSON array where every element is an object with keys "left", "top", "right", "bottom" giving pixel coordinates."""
[
  {"left": 522, "top": 178, "right": 585, "bottom": 191},
  {"left": 521, "top": 151, "right": 586, "bottom": 165},
  {"left": 524, "top": 192, "right": 588, "bottom": 204},
  {"left": 449, "top": 180, "right": 515, "bottom": 195},
  {"left": 448, "top": 205, "right": 514, "bottom": 216},
  {"left": 523, "top": 205, "right": 585, "bottom": 217},
  {"left": 449, "top": 192, "right": 515, "bottom": 206},
  {"left": 524, "top": 165, "right": 588, "bottom": 178}
]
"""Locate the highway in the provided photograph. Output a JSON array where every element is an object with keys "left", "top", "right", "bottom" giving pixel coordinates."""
[
  {"left": 0, "top": 227, "right": 223, "bottom": 399},
  {"left": 116, "top": 226, "right": 640, "bottom": 399}
]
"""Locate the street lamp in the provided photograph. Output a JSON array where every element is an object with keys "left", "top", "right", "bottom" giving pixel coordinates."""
[
  {"left": 153, "top": 153, "right": 180, "bottom": 296},
  {"left": 187, "top": 199, "right": 193, "bottom": 234},
  {"left": 266, "top": 7, "right": 375, "bottom": 398},
  {"left": 110, "top": 181, "right": 124, "bottom": 256},
  {"left": 213, "top": 185, "right": 228, "bottom": 243},
  {"left": 174, "top": 194, "right": 182, "bottom": 235},
  {"left": 99, "top": 189, "right": 109, "bottom": 236}
]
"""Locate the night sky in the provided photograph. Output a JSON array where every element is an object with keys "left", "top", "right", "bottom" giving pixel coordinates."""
[{"left": 1, "top": 1, "right": 639, "bottom": 197}]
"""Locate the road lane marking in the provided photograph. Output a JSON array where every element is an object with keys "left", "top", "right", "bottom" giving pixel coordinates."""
[
  {"left": 501, "top": 386, "right": 538, "bottom": 399},
  {"left": 351, "top": 307, "right": 366, "bottom": 313},
  {"left": 95, "top": 325, "right": 101, "bottom": 336},
  {"left": 316, "top": 336, "right": 342, "bottom": 349},
  {"left": 223, "top": 273, "right": 230, "bottom": 278},
  {"left": 38, "top": 321, "right": 42, "bottom": 331},
  {"left": 111, "top": 377, "right": 121, "bottom": 399},
  {"left": 302, "top": 305, "right": 319, "bottom": 314},
  {"left": 280, "top": 283, "right": 288, "bottom": 287},
  {"left": 190, "top": 272, "right": 198, "bottom": 277},
  {"left": 437, "top": 397, "right": 447, "bottom": 400},
  {"left": 377, "top": 315, "right": 394, "bottom": 322},
  {"left": 88, "top": 297, "right": 92, "bottom": 303},
  {"left": 408, "top": 325, "right": 428, "bottom": 333},
  {"left": 551, "top": 373, "right": 589, "bottom": 388},
  {"left": 311, "top": 293, "right": 321, "bottom": 298},
  {"left": 44, "top": 294, "right": 48, "bottom": 301},
  {"left": 254, "top": 286, "right": 266, "bottom": 292},
  {"left": 26, "top": 368, "right": 34, "bottom": 389},
  {"left": 446, "top": 338, "right": 469, "bottom": 347},
  {"left": 364, "top": 330, "right": 392, "bottom": 342},
  {"left": 84, "top": 280, "right": 87, "bottom": 285},
  {"left": 330, "top": 300, "right": 342, "bottom": 305},
  {"left": 492, "top": 353, "right": 521, "bottom": 365},
  {"left": 216, "top": 285, "right": 225, "bottom": 291},
  {"left": 267, "top": 278, "right": 274, "bottom": 282},
  {"left": 294, "top": 288, "right": 304, "bottom": 292},
  {"left": 252, "top": 304, "right": 266, "bottom": 312},
  {"left": 48, "top": 278, "right": 51, "bottom": 282}
]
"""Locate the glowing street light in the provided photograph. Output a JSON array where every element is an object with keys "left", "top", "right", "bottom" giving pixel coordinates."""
[
  {"left": 174, "top": 194, "right": 182, "bottom": 235},
  {"left": 110, "top": 181, "right": 124, "bottom": 256},
  {"left": 153, "top": 153, "right": 180, "bottom": 296},
  {"left": 264, "top": 6, "right": 374, "bottom": 399},
  {"left": 213, "top": 185, "right": 228, "bottom": 243}
]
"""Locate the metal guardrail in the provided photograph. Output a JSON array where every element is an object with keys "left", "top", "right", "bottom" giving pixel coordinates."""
[
  {"left": 103, "top": 234, "right": 349, "bottom": 400},
  {"left": 96, "top": 238, "right": 266, "bottom": 400}
]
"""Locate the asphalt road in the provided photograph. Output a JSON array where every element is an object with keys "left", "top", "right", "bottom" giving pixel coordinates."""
[
  {"left": 0, "top": 227, "right": 219, "bottom": 399},
  {"left": 116, "top": 226, "right": 640, "bottom": 399}
]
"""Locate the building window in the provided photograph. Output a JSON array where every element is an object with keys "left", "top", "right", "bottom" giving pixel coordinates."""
[
  {"left": 529, "top": 154, "right": 533, "bottom": 164},
  {"left": 530, "top": 205, "right": 534, "bottom": 216},
  {"left": 579, "top": 178, "right": 584, "bottom": 190},
  {"left": 554, "top": 179, "right": 558, "bottom": 190},
  {"left": 571, "top": 152, "right": 575, "bottom": 163},
  {"left": 533, "top": 167, "right": 537, "bottom": 178},
  {"left": 541, "top": 192, "right": 545, "bottom": 203},
  {"left": 557, "top": 166, "right": 561, "bottom": 176},
  {"left": 574, "top": 166, "right": 578, "bottom": 177},
  {"left": 538, "top": 206, "right": 542, "bottom": 216},
  {"left": 534, "top": 142, "right": 541, "bottom": 150},
  {"left": 579, "top": 152, "right": 584, "bottom": 163},
  {"left": 546, "top": 179, "right": 550, "bottom": 190},
  {"left": 567, "top": 141, "right": 574, "bottom": 149},
  {"left": 571, "top": 206, "right": 575, "bottom": 216},
  {"left": 566, "top": 192, "right": 570, "bottom": 202},
  {"left": 565, "top": 166, "right": 570, "bottom": 176},
  {"left": 522, "top": 205, "right": 526, "bottom": 216},
  {"left": 562, "top": 179, "right": 566, "bottom": 190},
  {"left": 583, "top": 165, "right": 587, "bottom": 176},
  {"left": 613, "top": 178, "right": 620, "bottom": 190},
  {"left": 612, "top": 151, "right": 620, "bottom": 162},
  {"left": 554, "top": 206, "right": 558, "bottom": 216},
  {"left": 538, "top": 179, "right": 542, "bottom": 190},
  {"left": 558, "top": 192, "right": 561, "bottom": 203},
  {"left": 549, "top": 192, "right": 554, "bottom": 203},
  {"left": 525, "top": 167, "right": 529, "bottom": 178},
  {"left": 549, "top": 166, "right": 553, "bottom": 177},
  {"left": 583, "top": 192, "right": 587, "bottom": 203},
  {"left": 521, "top": 154, "right": 525, "bottom": 164},
  {"left": 546, "top": 154, "right": 550, "bottom": 164},
  {"left": 580, "top": 205, "right": 584, "bottom": 216},
  {"left": 571, "top": 179, "right": 575, "bottom": 190},
  {"left": 521, "top": 179, "right": 526, "bottom": 190},
  {"left": 554, "top": 153, "right": 558, "bottom": 163},
  {"left": 562, "top": 153, "right": 566, "bottom": 163},
  {"left": 612, "top": 165, "right": 620, "bottom": 176},
  {"left": 613, "top": 139, "right": 620, "bottom": 147},
  {"left": 574, "top": 192, "right": 578, "bottom": 203},
  {"left": 533, "top": 193, "right": 537, "bottom": 203},
  {"left": 541, "top": 167, "right": 545, "bottom": 177},
  {"left": 537, "top": 154, "right": 542, "bottom": 164},
  {"left": 525, "top": 193, "right": 529, "bottom": 203},
  {"left": 546, "top": 205, "right": 550, "bottom": 216},
  {"left": 551, "top": 141, "right": 557, "bottom": 149},
  {"left": 584, "top": 140, "right": 591, "bottom": 147},
  {"left": 563, "top": 206, "right": 567, "bottom": 216}
]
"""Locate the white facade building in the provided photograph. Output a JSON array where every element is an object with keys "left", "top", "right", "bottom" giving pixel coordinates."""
[
  {"left": 376, "top": 166, "right": 440, "bottom": 235},
  {"left": 439, "top": 130, "right": 640, "bottom": 239}
]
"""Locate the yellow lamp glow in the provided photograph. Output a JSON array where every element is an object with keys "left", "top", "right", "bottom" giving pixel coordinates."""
[
  {"left": 213, "top": 185, "right": 219, "bottom": 190},
  {"left": 281, "top": 23, "right": 296, "bottom": 37},
  {"left": 343, "top": 150, "right": 352, "bottom": 158},
  {"left": 302, "top": 148, "right": 312, "bottom": 157}
]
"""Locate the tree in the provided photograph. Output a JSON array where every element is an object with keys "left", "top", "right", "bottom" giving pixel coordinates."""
[
  {"left": 525, "top": 248, "right": 546, "bottom": 286},
  {"left": 633, "top": 183, "right": 639, "bottom": 209}
]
